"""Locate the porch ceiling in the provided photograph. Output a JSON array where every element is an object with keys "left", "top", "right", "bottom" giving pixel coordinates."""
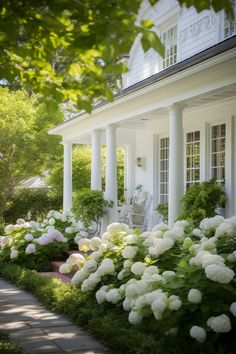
[{"left": 119, "top": 83, "right": 236, "bottom": 126}]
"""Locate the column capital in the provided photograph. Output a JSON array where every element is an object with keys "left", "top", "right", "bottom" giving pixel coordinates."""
[
  {"left": 62, "top": 140, "right": 72, "bottom": 147},
  {"left": 167, "top": 103, "right": 185, "bottom": 113},
  {"left": 106, "top": 123, "right": 119, "bottom": 130}
]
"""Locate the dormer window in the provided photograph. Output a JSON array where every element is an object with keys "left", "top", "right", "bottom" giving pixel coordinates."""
[
  {"left": 161, "top": 25, "right": 177, "bottom": 69},
  {"left": 224, "top": 12, "right": 236, "bottom": 38}
]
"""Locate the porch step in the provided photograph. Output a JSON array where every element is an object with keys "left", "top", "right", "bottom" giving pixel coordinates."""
[
  {"left": 38, "top": 271, "right": 72, "bottom": 283},
  {"left": 66, "top": 249, "right": 82, "bottom": 256},
  {"left": 51, "top": 261, "right": 64, "bottom": 273}
]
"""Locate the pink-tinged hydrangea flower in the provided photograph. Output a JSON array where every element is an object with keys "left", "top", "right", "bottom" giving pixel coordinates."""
[{"left": 25, "top": 243, "right": 36, "bottom": 254}]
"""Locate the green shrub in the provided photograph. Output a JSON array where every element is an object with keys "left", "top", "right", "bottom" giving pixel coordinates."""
[
  {"left": 179, "top": 179, "right": 226, "bottom": 226},
  {"left": 3, "top": 189, "right": 62, "bottom": 224},
  {"left": 72, "top": 189, "right": 113, "bottom": 235},
  {"left": 0, "top": 331, "right": 27, "bottom": 354},
  {"left": 155, "top": 203, "right": 168, "bottom": 223},
  {"left": 0, "top": 260, "right": 235, "bottom": 354}
]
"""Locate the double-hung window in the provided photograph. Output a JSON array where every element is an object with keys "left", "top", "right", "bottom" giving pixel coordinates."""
[
  {"left": 161, "top": 25, "right": 177, "bottom": 69},
  {"left": 211, "top": 124, "right": 226, "bottom": 184},
  {"left": 186, "top": 131, "right": 201, "bottom": 188},
  {"left": 160, "top": 137, "right": 169, "bottom": 203}
]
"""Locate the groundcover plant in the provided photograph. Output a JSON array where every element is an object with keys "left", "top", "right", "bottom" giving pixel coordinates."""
[
  {"left": 60, "top": 216, "right": 236, "bottom": 345},
  {"left": 0, "top": 210, "right": 84, "bottom": 271}
]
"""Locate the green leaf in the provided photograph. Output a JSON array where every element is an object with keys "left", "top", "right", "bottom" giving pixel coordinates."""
[
  {"left": 140, "top": 20, "right": 154, "bottom": 29},
  {"left": 141, "top": 30, "right": 165, "bottom": 57},
  {"left": 68, "top": 63, "right": 82, "bottom": 77}
]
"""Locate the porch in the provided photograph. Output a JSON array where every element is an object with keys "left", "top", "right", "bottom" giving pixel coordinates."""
[{"left": 49, "top": 42, "right": 236, "bottom": 229}]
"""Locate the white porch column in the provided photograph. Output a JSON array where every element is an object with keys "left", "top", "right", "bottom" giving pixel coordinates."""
[
  {"left": 124, "top": 144, "right": 135, "bottom": 204},
  {"left": 105, "top": 124, "right": 118, "bottom": 223},
  {"left": 91, "top": 129, "right": 102, "bottom": 190},
  {"left": 63, "top": 142, "right": 73, "bottom": 211},
  {"left": 168, "top": 104, "right": 184, "bottom": 227}
]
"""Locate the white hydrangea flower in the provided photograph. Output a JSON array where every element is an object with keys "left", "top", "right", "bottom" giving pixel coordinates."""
[
  {"left": 106, "top": 288, "right": 122, "bottom": 304},
  {"left": 140, "top": 231, "right": 152, "bottom": 238},
  {"left": 16, "top": 218, "right": 25, "bottom": 225},
  {"left": 97, "top": 258, "right": 115, "bottom": 276},
  {"left": 90, "top": 251, "right": 103, "bottom": 261},
  {"left": 125, "top": 282, "right": 139, "bottom": 298},
  {"left": 78, "top": 238, "right": 91, "bottom": 252},
  {"left": 190, "top": 326, "right": 206, "bottom": 342},
  {"left": 0, "top": 236, "right": 12, "bottom": 248},
  {"left": 29, "top": 221, "right": 40, "bottom": 229},
  {"left": 122, "top": 246, "right": 138, "bottom": 259},
  {"left": 107, "top": 222, "right": 129, "bottom": 236},
  {"left": 174, "top": 220, "right": 189, "bottom": 229},
  {"left": 168, "top": 295, "right": 182, "bottom": 311},
  {"left": 194, "top": 250, "right": 225, "bottom": 268},
  {"left": 24, "top": 233, "right": 34, "bottom": 242},
  {"left": 128, "top": 310, "right": 143, "bottom": 325},
  {"left": 48, "top": 218, "right": 55, "bottom": 225},
  {"left": 205, "top": 264, "right": 235, "bottom": 284},
  {"left": 229, "top": 302, "right": 236, "bottom": 317},
  {"left": 192, "top": 228, "right": 204, "bottom": 238},
  {"left": 90, "top": 237, "right": 102, "bottom": 251},
  {"left": 25, "top": 243, "right": 36, "bottom": 254},
  {"left": 10, "top": 250, "right": 19, "bottom": 259},
  {"left": 188, "top": 289, "right": 202, "bottom": 304},
  {"left": 149, "top": 238, "right": 174, "bottom": 258},
  {"left": 117, "top": 269, "right": 126, "bottom": 280},
  {"left": 95, "top": 288, "right": 107, "bottom": 304},
  {"left": 66, "top": 253, "right": 84, "bottom": 267},
  {"left": 227, "top": 253, "right": 236, "bottom": 262},
  {"left": 215, "top": 221, "right": 234, "bottom": 238},
  {"left": 125, "top": 234, "right": 139, "bottom": 244},
  {"left": 59, "top": 263, "right": 72, "bottom": 274},
  {"left": 83, "top": 260, "right": 97, "bottom": 273},
  {"left": 65, "top": 227, "right": 73, "bottom": 234},
  {"left": 152, "top": 223, "right": 169, "bottom": 232},
  {"left": 131, "top": 262, "right": 146, "bottom": 276},
  {"left": 4, "top": 224, "right": 15, "bottom": 235},
  {"left": 162, "top": 271, "right": 175, "bottom": 280},
  {"left": 142, "top": 266, "right": 159, "bottom": 280},
  {"left": 151, "top": 298, "right": 167, "bottom": 320},
  {"left": 54, "top": 211, "right": 62, "bottom": 220},
  {"left": 123, "top": 259, "right": 133, "bottom": 268},
  {"left": 71, "top": 269, "right": 89, "bottom": 286},
  {"left": 207, "top": 314, "right": 231, "bottom": 333}
]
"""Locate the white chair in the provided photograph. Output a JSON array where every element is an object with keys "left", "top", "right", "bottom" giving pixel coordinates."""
[
  {"left": 128, "top": 190, "right": 152, "bottom": 230},
  {"left": 118, "top": 186, "right": 152, "bottom": 231}
]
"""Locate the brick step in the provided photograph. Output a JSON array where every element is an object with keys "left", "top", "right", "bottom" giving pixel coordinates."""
[
  {"left": 51, "top": 261, "right": 65, "bottom": 273},
  {"left": 66, "top": 249, "right": 82, "bottom": 256},
  {"left": 38, "top": 271, "right": 72, "bottom": 284}
]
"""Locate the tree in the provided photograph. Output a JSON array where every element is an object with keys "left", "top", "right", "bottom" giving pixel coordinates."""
[
  {"left": 0, "top": 88, "right": 63, "bottom": 201},
  {"left": 48, "top": 145, "right": 125, "bottom": 199},
  {"left": 0, "top": 1, "right": 233, "bottom": 112}
]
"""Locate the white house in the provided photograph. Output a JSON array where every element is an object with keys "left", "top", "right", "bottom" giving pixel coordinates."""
[{"left": 49, "top": 0, "right": 236, "bottom": 228}]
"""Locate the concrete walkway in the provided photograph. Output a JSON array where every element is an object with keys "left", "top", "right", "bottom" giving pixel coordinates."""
[{"left": 0, "top": 278, "right": 109, "bottom": 354}]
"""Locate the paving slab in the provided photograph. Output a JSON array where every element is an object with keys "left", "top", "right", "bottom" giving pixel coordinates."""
[{"left": 0, "top": 277, "right": 109, "bottom": 353}]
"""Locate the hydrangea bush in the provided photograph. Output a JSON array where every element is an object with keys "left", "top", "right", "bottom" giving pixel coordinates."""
[
  {"left": 60, "top": 216, "right": 236, "bottom": 347},
  {"left": 0, "top": 210, "right": 82, "bottom": 271}
]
